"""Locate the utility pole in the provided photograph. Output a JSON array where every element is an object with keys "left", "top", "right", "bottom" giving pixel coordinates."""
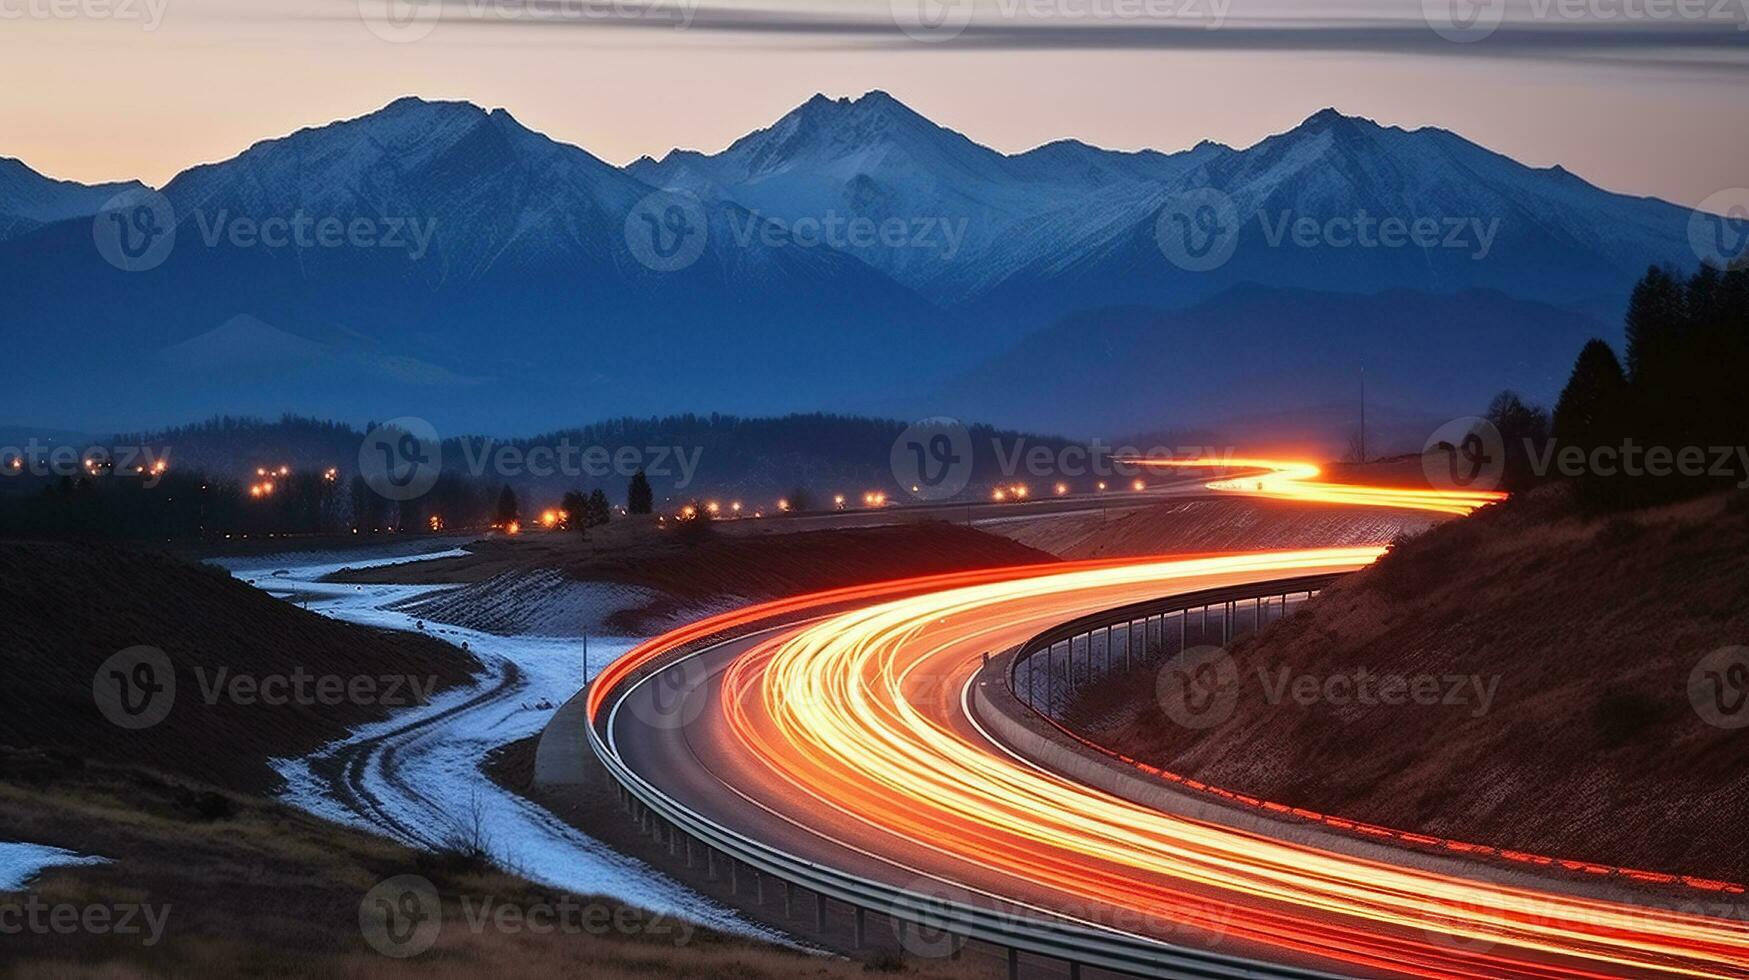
[{"left": 1358, "top": 367, "right": 1368, "bottom": 464}]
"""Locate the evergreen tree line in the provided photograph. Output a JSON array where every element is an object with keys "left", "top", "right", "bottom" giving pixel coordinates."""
[{"left": 1550, "top": 263, "right": 1749, "bottom": 508}]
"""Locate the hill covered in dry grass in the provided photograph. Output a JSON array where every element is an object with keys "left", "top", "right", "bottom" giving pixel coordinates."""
[
  {"left": 1074, "top": 487, "right": 1749, "bottom": 883},
  {"left": 0, "top": 540, "right": 481, "bottom": 793}
]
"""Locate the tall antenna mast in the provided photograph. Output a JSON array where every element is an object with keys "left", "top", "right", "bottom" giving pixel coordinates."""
[{"left": 1359, "top": 367, "right": 1367, "bottom": 463}]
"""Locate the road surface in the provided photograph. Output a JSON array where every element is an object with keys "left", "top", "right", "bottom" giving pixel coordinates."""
[{"left": 598, "top": 551, "right": 1749, "bottom": 979}]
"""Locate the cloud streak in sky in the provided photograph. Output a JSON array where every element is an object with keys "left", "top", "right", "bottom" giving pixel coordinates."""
[{"left": 322, "top": 0, "right": 1749, "bottom": 71}]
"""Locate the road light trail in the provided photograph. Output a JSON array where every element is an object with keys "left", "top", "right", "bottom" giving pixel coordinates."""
[
  {"left": 699, "top": 551, "right": 1749, "bottom": 979},
  {"left": 1126, "top": 457, "right": 1507, "bottom": 516}
]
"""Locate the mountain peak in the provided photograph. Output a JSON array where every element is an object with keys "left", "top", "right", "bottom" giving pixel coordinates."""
[
  {"left": 711, "top": 89, "right": 1003, "bottom": 182},
  {"left": 1297, "top": 107, "right": 1381, "bottom": 138}
]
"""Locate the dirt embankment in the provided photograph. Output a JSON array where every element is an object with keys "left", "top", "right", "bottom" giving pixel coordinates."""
[
  {"left": 332, "top": 521, "right": 1058, "bottom": 634},
  {"left": 1069, "top": 487, "right": 1749, "bottom": 883},
  {"left": 0, "top": 765, "right": 977, "bottom": 979},
  {"left": 0, "top": 540, "right": 481, "bottom": 794}
]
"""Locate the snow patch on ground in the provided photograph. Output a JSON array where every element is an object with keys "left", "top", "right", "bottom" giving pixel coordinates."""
[
  {"left": 0, "top": 842, "right": 108, "bottom": 891},
  {"left": 219, "top": 549, "right": 780, "bottom": 942},
  {"left": 216, "top": 545, "right": 472, "bottom": 584},
  {"left": 391, "top": 569, "right": 663, "bottom": 637}
]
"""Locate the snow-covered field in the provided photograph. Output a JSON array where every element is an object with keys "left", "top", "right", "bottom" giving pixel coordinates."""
[
  {"left": 0, "top": 842, "right": 107, "bottom": 891},
  {"left": 220, "top": 546, "right": 779, "bottom": 940}
]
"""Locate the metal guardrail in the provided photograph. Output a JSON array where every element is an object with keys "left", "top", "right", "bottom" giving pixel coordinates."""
[
  {"left": 586, "top": 600, "right": 1350, "bottom": 980},
  {"left": 1010, "top": 575, "right": 1343, "bottom": 721}
]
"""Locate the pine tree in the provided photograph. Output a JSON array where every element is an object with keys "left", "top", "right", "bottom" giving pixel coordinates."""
[
  {"left": 627, "top": 470, "right": 653, "bottom": 515},
  {"left": 495, "top": 485, "right": 520, "bottom": 525},
  {"left": 1552, "top": 339, "right": 1628, "bottom": 451},
  {"left": 1623, "top": 266, "right": 1686, "bottom": 388},
  {"left": 586, "top": 489, "right": 612, "bottom": 527},
  {"left": 1552, "top": 340, "right": 1630, "bottom": 508},
  {"left": 560, "top": 490, "right": 588, "bottom": 532}
]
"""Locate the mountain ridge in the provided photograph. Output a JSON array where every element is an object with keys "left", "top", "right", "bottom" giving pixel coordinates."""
[{"left": 0, "top": 92, "right": 1725, "bottom": 436}]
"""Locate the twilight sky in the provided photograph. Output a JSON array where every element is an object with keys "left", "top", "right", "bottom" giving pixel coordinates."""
[{"left": 1, "top": 0, "right": 1744, "bottom": 206}]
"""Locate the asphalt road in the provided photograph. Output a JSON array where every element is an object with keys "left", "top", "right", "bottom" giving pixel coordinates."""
[{"left": 603, "top": 553, "right": 1749, "bottom": 980}]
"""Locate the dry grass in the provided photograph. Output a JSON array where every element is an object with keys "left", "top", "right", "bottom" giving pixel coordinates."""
[
  {"left": 0, "top": 767, "right": 971, "bottom": 979},
  {"left": 1078, "top": 486, "right": 1749, "bottom": 882},
  {"left": 0, "top": 540, "right": 480, "bottom": 794}
]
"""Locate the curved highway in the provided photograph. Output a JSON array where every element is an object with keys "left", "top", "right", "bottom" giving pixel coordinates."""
[{"left": 591, "top": 474, "right": 1748, "bottom": 979}]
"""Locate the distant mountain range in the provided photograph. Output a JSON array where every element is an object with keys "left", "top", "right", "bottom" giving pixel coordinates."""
[{"left": 0, "top": 92, "right": 1720, "bottom": 439}]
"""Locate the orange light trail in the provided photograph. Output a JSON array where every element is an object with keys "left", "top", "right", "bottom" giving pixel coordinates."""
[
  {"left": 1129, "top": 456, "right": 1507, "bottom": 517},
  {"left": 717, "top": 551, "right": 1749, "bottom": 978},
  {"left": 591, "top": 550, "right": 1749, "bottom": 979}
]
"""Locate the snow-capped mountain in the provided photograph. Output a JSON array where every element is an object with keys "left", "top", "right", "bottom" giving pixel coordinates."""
[
  {"left": 0, "top": 93, "right": 1721, "bottom": 434},
  {"left": 630, "top": 94, "right": 1700, "bottom": 319},
  {"left": 629, "top": 91, "right": 1223, "bottom": 300},
  {"left": 974, "top": 106, "right": 1701, "bottom": 321},
  {"left": 0, "top": 157, "right": 141, "bottom": 243},
  {"left": 0, "top": 98, "right": 945, "bottom": 432}
]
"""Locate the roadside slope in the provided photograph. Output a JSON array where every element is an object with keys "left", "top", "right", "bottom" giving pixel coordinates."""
[
  {"left": 1071, "top": 487, "right": 1749, "bottom": 883},
  {"left": 0, "top": 540, "right": 480, "bottom": 793}
]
